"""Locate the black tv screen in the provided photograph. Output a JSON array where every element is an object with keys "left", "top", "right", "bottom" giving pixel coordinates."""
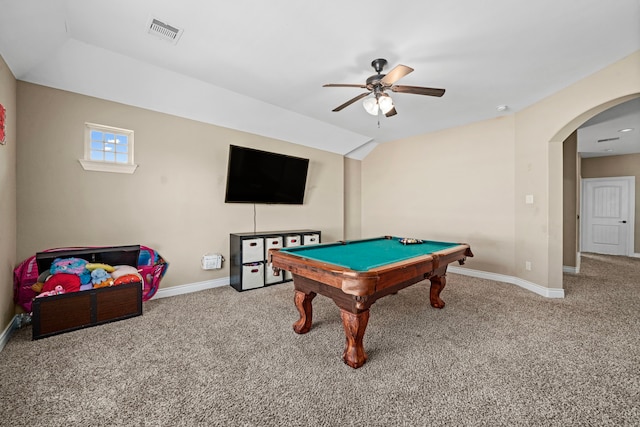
[{"left": 224, "top": 145, "right": 310, "bottom": 204}]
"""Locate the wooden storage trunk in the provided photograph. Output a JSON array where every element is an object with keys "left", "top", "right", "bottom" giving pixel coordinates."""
[{"left": 32, "top": 245, "right": 143, "bottom": 340}]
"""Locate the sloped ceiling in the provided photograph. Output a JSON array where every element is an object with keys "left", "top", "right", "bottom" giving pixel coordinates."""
[{"left": 1, "top": 0, "right": 639, "bottom": 159}]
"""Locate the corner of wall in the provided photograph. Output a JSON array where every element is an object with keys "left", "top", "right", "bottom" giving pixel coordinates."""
[{"left": 0, "top": 53, "right": 18, "bottom": 337}]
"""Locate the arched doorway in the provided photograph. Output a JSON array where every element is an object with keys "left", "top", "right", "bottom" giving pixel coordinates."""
[{"left": 554, "top": 94, "right": 640, "bottom": 278}]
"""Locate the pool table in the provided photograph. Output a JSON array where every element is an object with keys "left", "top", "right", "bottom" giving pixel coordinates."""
[{"left": 269, "top": 236, "right": 473, "bottom": 368}]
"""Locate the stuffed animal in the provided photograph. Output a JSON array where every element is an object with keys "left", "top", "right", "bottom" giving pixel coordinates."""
[
  {"left": 37, "top": 269, "right": 51, "bottom": 283},
  {"left": 31, "top": 269, "right": 53, "bottom": 294},
  {"left": 91, "top": 268, "right": 114, "bottom": 288},
  {"left": 35, "top": 285, "right": 65, "bottom": 298},
  {"left": 40, "top": 273, "right": 81, "bottom": 294},
  {"left": 113, "top": 274, "right": 141, "bottom": 286},
  {"left": 86, "top": 263, "right": 115, "bottom": 273},
  {"left": 50, "top": 257, "right": 91, "bottom": 285},
  {"left": 111, "top": 265, "right": 141, "bottom": 280}
]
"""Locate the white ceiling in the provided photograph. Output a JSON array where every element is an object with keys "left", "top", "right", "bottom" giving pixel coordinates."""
[
  {"left": 577, "top": 98, "right": 640, "bottom": 158},
  {"left": 1, "top": 0, "right": 639, "bottom": 159}
]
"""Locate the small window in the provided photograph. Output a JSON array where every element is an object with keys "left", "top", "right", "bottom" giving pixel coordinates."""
[{"left": 79, "top": 123, "right": 138, "bottom": 173}]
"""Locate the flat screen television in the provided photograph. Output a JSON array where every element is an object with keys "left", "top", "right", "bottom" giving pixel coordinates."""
[{"left": 224, "top": 145, "right": 310, "bottom": 204}]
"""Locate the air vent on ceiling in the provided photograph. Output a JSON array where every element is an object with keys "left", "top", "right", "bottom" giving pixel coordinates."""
[
  {"left": 147, "top": 18, "right": 183, "bottom": 44},
  {"left": 597, "top": 137, "right": 620, "bottom": 143}
]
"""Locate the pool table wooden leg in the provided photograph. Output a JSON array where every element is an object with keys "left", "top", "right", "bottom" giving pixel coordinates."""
[
  {"left": 293, "top": 290, "right": 316, "bottom": 334},
  {"left": 429, "top": 275, "right": 447, "bottom": 309},
  {"left": 340, "top": 309, "right": 369, "bottom": 369}
]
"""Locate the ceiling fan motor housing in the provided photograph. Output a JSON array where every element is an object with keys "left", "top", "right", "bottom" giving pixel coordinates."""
[
  {"left": 371, "top": 58, "right": 388, "bottom": 73},
  {"left": 366, "top": 74, "right": 387, "bottom": 91}
]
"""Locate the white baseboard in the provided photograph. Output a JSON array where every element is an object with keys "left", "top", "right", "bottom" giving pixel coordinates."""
[
  {"left": 152, "top": 276, "right": 230, "bottom": 299},
  {"left": 563, "top": 251, "right": 581, "bottom": 274},
  {"left": 449, "top": 266, "right": 565, "bottom": 298},
  {"left": 0, "top": 315, "right": 19, "bottom": 353},
  {"left": 559, "top": 250, "right": 640, "bottom": 272},
  {"left": 153, "top": 268, "right": 566, "bottom": 301},
  {"left": 563, "top": 265, "right": 580, "bottom": 274}
]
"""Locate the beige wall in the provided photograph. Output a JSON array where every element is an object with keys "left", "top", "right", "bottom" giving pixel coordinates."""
[
  {"left": 581, "top": 153, "right": 640, "bottom": 254},
  {"left": 362, "top": 115, "right": 517, "bottom": 275},
  {"left": 563, "top": 131, "right": 579, "bottom": 267},
  {"left": 0, "top": 55, "right": 17, "bottom": 328},
  {"left": 344, "top": 157, "right": 361, "bottom": 241},
  {"left": 362, "top": 50, "right": 640, "bottom": 292},
  {"left": 16, "top": 82, "right": 344, "bottom": 290}
]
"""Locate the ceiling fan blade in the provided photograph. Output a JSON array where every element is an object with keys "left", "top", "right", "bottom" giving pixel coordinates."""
[
  {"left": 385, "top": 107, "right": 397, "bottom": 117},
  {"left": 323, "top": 83, "right": 367, "bottom": 89},
  {"left": 332, "top": 92, "right": 371, "bottom": 112},
  {"left": 391, "top": 85, "right": 445, "bottom": 97},
  {"left": 380, "top": 65, "right": 413, "bottom": 85}
]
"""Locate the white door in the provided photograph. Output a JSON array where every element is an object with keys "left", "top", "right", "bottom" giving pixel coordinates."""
[{"left": 581, "top": 177, "right": 635, "bottom": 255}]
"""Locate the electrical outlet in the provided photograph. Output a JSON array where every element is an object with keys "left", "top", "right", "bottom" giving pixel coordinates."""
[{"left": 525, "top": 261, "right": 532, "bottom": 271}]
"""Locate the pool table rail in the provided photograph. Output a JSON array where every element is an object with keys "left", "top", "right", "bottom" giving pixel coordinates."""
[
  {"left": 269, "top": 243, "right": 473, "bottom": 298},
  {"left": 269, "top": 249, "right": 379, "bottom": 296}
]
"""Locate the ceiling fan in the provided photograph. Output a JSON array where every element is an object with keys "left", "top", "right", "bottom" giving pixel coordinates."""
[{"left": 323, "top": 58, "right": 445, "bottom": 117}]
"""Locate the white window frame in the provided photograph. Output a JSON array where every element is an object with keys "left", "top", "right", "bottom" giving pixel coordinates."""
[{"left": 79, "top": 122, "right": 138, "bottom": 174}]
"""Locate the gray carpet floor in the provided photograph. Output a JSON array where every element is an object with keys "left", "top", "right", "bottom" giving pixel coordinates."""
[{"left": 0, "top": 252, "right": 638, "bottom": 426}]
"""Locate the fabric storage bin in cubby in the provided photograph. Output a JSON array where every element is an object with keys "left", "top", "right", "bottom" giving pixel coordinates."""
[
  {"left": 264, "top": 236, "right": 283, "bottom": 256},
  {"left": 303, "top": 233, "right": 320, "bottom": 245},
  {"left": 265, "top": 236, "right": 284, "bottom": 284},
  {"left": 284, "top": 235, "right": 301, "bottom": 280},
  {"left": 242, "top": 238, "right": 264, "bottom": 263},
  {"left": 284, "top": 235, "right": 301, "bottom": 247},
  {"left": 241, "top": 263, "right": 264, "bottom": 290}
]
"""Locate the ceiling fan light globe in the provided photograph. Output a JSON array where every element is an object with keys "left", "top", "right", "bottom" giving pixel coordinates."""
[
  {"left": 363, "top": 97, "right": 379, "bottom": 115},
  {"left": 378, "top": 95, "right": 394, "bottom": 114}
]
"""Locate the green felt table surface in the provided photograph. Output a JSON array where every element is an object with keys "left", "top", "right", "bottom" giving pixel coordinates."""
[{"left": 278, "top": 236, "right": 460, "bottom": 271}]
